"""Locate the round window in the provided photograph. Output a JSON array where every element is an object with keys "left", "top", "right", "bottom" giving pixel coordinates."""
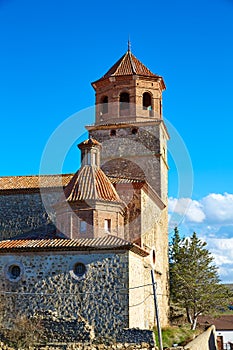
[
  {"left": 73, "top": 262, "right": 86, "bottom": 277},
  {"left": 8, "top": 264, "right": 21, "bottom": 280}
]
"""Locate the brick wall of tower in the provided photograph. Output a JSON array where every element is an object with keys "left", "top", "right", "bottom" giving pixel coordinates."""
[
  {"left": 55, "top": 204, "right": 125, "bottom": 240},
  {"left": 94, "top": 76, "right": 163, "bottom": 124},
  {"left": 92, "top": 208, "right": 124, "bottom": 238}
]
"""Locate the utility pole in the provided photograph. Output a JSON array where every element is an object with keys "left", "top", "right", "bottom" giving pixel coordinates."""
[{"left": 151, "top": 269, "right": 163, "bottom": 350}]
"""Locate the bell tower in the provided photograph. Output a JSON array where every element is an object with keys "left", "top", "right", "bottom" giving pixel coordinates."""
[
  {"left": 86, "top": 47, "right": 169, "bottom": 203},
  {"left": 86, "top": 47, "right": 170, "bottom": 327},
  {"left": 91, "top": 46, "right": 165, "bottom": 125}
]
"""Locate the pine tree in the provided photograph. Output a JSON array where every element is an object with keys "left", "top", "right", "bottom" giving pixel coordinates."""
[{"left": 169, "top": 228, "right": 231, "bottom": 330}]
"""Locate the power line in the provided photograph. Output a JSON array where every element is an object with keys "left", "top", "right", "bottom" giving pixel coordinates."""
[
  {"left": 0, "top": 290, "right": 167, "bottom": 297},
  {"left": 0, "top": 282, "right": 169, "bottom": 297},
  {"left": 129, "top": 293, "right": 152, "bottom": 308}
]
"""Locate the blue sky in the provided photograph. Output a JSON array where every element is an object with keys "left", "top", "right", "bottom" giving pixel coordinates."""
[{"left": 0, "top": 0, "right": 233, "bottom": 281}]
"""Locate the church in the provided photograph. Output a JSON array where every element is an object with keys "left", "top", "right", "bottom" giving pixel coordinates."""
[{"left": 0, "top": 47, "right": 169, "bottom": 342}]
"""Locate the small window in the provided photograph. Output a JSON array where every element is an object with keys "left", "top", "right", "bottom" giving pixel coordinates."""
[
  {"left": 87, "top": 152, "right": 91, "bottom": 165},
  {"left": 7, "top": 263, "right": 22, "bottom": 282},
  {"left": 80, "top": 220, "right": 87, "bottom": 233},
  {"left": 73, "top": 262, "right": 86, "bottom": 277},
  {"left": 9, "top": 265, "right": 21, "bottom": 279},
  {"left": 143, "top": 92, "right": 152, "bottom": 110},
  {"left": 120, "top": 92, "right": 130, "bottom": 111},
  {"left": 110, "top": 129, "right": 116, "bottom": 136},
  {"left": 93, "top": 152, "right": 97, "bottom": 165},
  {"left": 101, "top": 96, "right": 108, "bottom": 114},
  {"left": 104, "top": 219, "right": 111, "bottom": 233},
  {"left": 132, "top": 128, "right": 138, "bottom": 135}
]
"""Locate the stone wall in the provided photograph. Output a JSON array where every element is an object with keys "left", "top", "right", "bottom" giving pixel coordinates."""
[
  {"left": 128, "top": 251, "right": 147, "bottom": 329},
  {"left": 89, "top": 124, "right": 163, "bottom": 197},
  {"left": 0, "top": 190, "right": 61, "bottom": 240},
  {"left": 0, "top": 327, "right": 157, "bottom": 350},
  {"left": 0, "top": 329, "right": 156, "bottom": 349},
  {"left": 140, "top": 189, "right": 169, "bottom": 328},
  {"left": 0, "top": 249, "right": 154, "bottom": 341}
]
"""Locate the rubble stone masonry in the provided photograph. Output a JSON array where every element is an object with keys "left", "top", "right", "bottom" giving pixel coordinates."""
[{"left": 0, "top": 249, "right": 157, "bottom": 341}]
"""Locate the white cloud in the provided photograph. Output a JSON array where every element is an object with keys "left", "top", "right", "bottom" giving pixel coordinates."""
[
  {"left": 169, "top": 194, "right": 233, "bottom": 282},
  {"left": 169, "top": 193, "right": 233, "bottom": 225},
  {"left": 169, "top": 197, "right": 205, "bottom": 223},
  {"left": 206, "top": 238, "right": 233, "bottom": 282},
  {"left": 202, "top": 193, "right": 233, "bottom": 224}
]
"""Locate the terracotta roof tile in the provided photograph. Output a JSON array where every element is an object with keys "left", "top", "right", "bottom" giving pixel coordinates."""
[
  {"left": 0, "top": 235, "right": 149, "bottom": 257},
  {"left": 199, "top": 315, "right": 233, "bottom": 330},
  {"left": 93, "top": 51, "right": 162, "bottom": 85},
  {"left": 103, "top": 51, "right": 158, "bottom": 78},
  {"left": 0, "top": 174, "right": 73, "bottom": 191},
  {"left": 108, "top": 176, "right": 145, "bottom": 184},
  {"left": 65, "top": 166, "right": 123, "bottom": 203}
]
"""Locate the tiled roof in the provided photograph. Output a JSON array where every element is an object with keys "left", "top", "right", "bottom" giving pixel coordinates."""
[
  {"left": 93, "top": 50, "right": 162, "bottom": 85},
  {"left": 0, "top": 174, "right": 73, "bottom": 191},
  {"left": 199, "top": 315, "right": 233, "bottom": 331},
  {"left": 0, "top": 235, "right": 149, "bottom": 257},
  {"left": 102, "top": 51, "right": 159, "bottom": 78},
  {"left": 65, "top": 166, "right": 123, "bottom": 203},
  {"left": 108, "top": 176, "right": 144, "bottom": 184}
]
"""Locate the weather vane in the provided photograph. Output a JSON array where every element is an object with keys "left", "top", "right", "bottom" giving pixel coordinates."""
[{"left": 128, "top": 36, "right": 131, "bottom": 52}]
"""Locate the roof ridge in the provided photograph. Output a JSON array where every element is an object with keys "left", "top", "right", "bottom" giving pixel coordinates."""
[
  {"left": 91, "top": 166, "right": 98, "bottom": 200},
  {"left": 128, "top": 51, "right": 137, "bottom": 74},
  {"left": 114, "top": 51, "right": 128, "bottom": 76}
]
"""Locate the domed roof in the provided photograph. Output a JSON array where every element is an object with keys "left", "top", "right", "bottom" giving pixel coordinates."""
[{"left": 64, "top": 165, "right": 122, "bottom": 203}]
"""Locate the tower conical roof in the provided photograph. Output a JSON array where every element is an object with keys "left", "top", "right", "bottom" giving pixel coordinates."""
[
  {"left": 94, "top": 50, "right": 161, "bottom": 82},
  {"left": 64, "top": 166, "right": 122, "bottom": 203},
  {"left": 106, "top": 51, "right": 157, "bottom": 77},
  {"left": 92, "top": 49, "right": 165, "bottom": 90}
]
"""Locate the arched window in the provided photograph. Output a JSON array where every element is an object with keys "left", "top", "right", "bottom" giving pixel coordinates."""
[
  {"left": 101, "top": 96, "right": 108, "bottom": 114},
  {"left": 143, "top": 92, "right": 152, "bottom": 110},
  {"left": 120, "top": 92, "right": 130, "bottom": 111}
]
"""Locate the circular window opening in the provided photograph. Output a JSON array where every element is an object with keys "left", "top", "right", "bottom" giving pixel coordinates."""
[
  {"left": 9, "top": 265, "right": 21, "bottom": 280},
  {"left": 73, "top": 263, "right": 86, "bottom": 277},
  {"left": 110, "top": 129, "right": 116, "bottom": 136}
]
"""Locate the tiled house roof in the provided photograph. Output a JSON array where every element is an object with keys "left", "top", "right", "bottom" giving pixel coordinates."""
[
  {"left": 0, "top": 235, "right": 149, "bottom": 257},
  {"left": 199, "top": 315, "right": 233, "bottom": 331},
  {"left": 0, "top": 174, "right": 73, "bottom": 191}
]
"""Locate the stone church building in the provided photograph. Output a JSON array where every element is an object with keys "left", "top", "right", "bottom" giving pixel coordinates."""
[{"left": 0, "top": 48, "right": 169, "bottom": 342}]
